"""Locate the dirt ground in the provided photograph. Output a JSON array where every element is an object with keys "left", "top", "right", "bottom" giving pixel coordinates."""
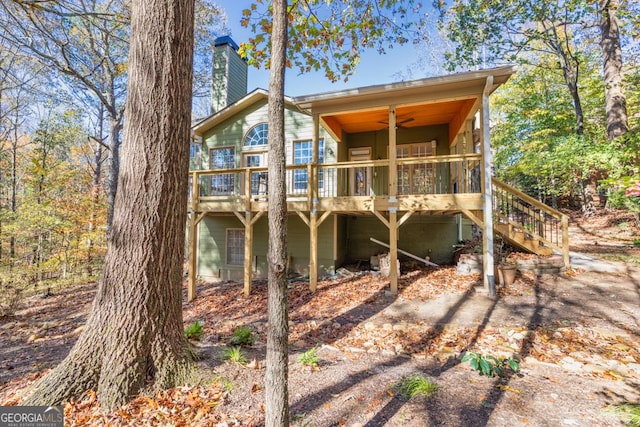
[{"left": 0, "top": 210, "right": 639, "bottom": 426}]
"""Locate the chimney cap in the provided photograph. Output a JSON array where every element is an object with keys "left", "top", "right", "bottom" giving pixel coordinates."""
[{"left": 214, "top": 35, "right": 239, "bottom": 51}]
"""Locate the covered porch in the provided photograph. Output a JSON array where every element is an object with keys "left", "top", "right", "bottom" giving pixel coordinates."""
[{"left": 187, "top": 67, "right": 517, "bottom": 300}]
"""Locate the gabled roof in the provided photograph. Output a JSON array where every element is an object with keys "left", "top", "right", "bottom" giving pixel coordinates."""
[
  {"left": 293, "top": 65, "right": 515, "bottom": 112},
  {"left": 193, "top": 65, "right": 516, "bottom": 138},
  {"left": 192, "top": 89, "right": 299, "bottom": 136}
]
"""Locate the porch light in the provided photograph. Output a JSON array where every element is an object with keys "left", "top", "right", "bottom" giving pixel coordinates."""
[{"left": 431, "top": 139, "right": 437, "bottom": 150}]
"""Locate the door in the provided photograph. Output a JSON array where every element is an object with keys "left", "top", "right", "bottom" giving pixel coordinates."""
[
  {"left": 243, "top": 152, "right": 268, "bottom": 197},
  {"left": 349, "top": 147, "right": 372, "bottom": 196}
]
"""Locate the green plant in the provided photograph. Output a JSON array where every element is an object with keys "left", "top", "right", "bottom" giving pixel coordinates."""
[
  {"left": 299, "top": 347, "right": 319, "bottom": 368},
  {"left": 212, "top": 374, "right": 234, "bottom": 392},
  {"left": 633, "top": 239, "right": 640, "bottom": 247},
  {"left": 392, "top": 374, "right": 439, "bottom": 400},
  {"left": 224, "top": 346, "right": 248, "bottom": 365},
  {"left": 184, "top": 320, "right": 203, "bottom": 341},
  {"left": 462, "top": 352, "right": 520, "bottom": 377},
  {"left": 184, "top": 320, "right": 204, "bottom": 341},
  {"left": 229, "top": 325, "right": 255, "bottom": 347},
  {"left": 608, "top": 403, "right": 640, "bottom": 426}
]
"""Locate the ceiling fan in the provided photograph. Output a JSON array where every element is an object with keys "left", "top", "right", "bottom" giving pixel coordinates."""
[{"left": 377, "top": 116, "right": 415, "bottom": 128}]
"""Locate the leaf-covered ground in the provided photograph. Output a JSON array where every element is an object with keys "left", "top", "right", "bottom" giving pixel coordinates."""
[{"left": 1, "top": 210, "right": 639, "bottom": 426}]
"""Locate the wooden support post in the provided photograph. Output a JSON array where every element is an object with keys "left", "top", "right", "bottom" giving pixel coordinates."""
[
  {"left": 562, "top": 214, "right": 570, "bottom": 269},
  {"left": 481, "top": 76, "right": 496, "bottom": 297},
  {"left": 309, "top": 113, "right": 321, "bottom": 291},
  {"left": 243, "top": 211, "right": 253, "bottom": 297},
  {"left": 187, "top": 172, "right": 200, "bottom": 302},
  {"left": 309, "top": 209, "right": 318, "bottom": 292},
  {"left": 187, "top": 212, "right": 206, "bottom": 302},
  {"left": 389, "top": 209, "right": 398, "bottom": 294},
  {"left": 388, "top": 105, "right": 399, "bottom": 294},
  {"left": 187, "top": 212, "right": 198, "bottom": 302}
]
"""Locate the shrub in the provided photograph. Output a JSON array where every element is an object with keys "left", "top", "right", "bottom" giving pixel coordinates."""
[
  {"left": 462, "top": 352, "right": 520, "bottom": 377},
  {"left": 299, "top": 347, "right": 319, "bottom": 368},
  {"left": 229, "top": 325, "right": 255, "bottom": 347},
  {"left": 393, "top": 374, "right": 439, "bottom": 400},
  {"left": 608, "top": 403, "right": 640, "bottom": 426},
  {"left": 224, "top": 346, "right": 248, "bottom": 365},
  {"left": 184, "top": 320, "right": 204, "bottom": 341}
]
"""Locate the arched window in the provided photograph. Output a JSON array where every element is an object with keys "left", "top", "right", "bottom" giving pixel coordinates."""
[{"left": 244, "top": 123, "right": 269, "bottom": 147}]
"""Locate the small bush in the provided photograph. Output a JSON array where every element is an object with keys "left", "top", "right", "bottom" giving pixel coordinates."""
[
  {"left": 184, "top": 320, "right": 204, "bottom": 341},
  {"left": 299, "top": 347, "right": 319, "bottom": 368},
  {"left": 224, "top": 346, "right": 247, "bottom": 365},
  {"left": 393, "top": 374, "right": 439, "bottom": 400},
  {"left": 212, "top": 374, "right": 234, "bottom": 392},
  {"left": 229, "top": 325, "right": 255, "bottom": 347},
  {"left": 608, "top": 403, "right": 640, "bottom": 426},
  {"left": 462, "top": 352, "right": 519, "bottom": 377},
  {"left": 0, "top": 286, "right": 22, "bottom": 318}
]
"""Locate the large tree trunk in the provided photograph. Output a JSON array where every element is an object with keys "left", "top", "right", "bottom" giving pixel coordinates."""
[
  {"left": 600, "top": 0, "right": 628, "bottom": 140},
  {"left": 105, "top": 116, "right": 121, "bottom": 234},
  {"left": 265, "top": 1, "right": 289, "bottom": 425},
  {"left": 25, "top": 0, "right": 195, "bottom": 411}
]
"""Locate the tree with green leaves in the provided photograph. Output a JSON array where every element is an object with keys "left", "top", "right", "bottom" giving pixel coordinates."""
[
  {"left": 265, "top": 4, "right": 289, "bottom": 424},
  {"left": 24, "top": 0, "right": 196, "bottom": 410},
  {"left": 241, "top": 1, "right": 423, "bottom": 423},
  {"left": 435, "top": 0, "right": 588, "bottom": 135},
  {"left": 0, "top": 0, "right": 225, "bottom": 231}
]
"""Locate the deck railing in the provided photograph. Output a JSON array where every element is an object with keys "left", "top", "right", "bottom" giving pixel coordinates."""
[{"left": 189, "top": 153, "right": 482, "bottom": 205}]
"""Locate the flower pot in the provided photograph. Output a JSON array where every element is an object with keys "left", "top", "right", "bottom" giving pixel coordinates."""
[{"left": 498, "top": 263, "right": 517, "bottom": 287}]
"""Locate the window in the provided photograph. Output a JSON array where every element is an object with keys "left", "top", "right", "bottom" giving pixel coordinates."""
[
  {"left": 226, "top": 229, "right": 244, "bottom": 265},
  {"left": 243, "top": 153, "right": 268, "bottom": 196},
  {"left": 189, "top": 141, "right": 201, "bottom": 160},
  {"left": 244, "top": 123, "right": 269, "bottom": 147},
  {"left": 293, "top": 139, "right": 324, "bottom": 191},
  {"left": 210, "top": 147, "right": 235, "bottom": 195},
  {"left": 395, "top": 141, "right": 437, "bottom": 195}
]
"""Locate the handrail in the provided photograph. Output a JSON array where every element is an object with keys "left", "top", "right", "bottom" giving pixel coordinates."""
[
  {"left": 492, "top": 177, "right": 570, "bottom": 267},
  {"left": 492, "top": 178, "right": 564, "bottom": 220}
]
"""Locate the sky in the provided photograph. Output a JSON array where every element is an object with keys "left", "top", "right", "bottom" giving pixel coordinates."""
[{"left": 222, "top": 2, "right": 438, "bottom": 97}]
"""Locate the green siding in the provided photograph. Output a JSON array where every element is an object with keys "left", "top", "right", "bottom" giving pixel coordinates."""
[
  {"left": 202, "top": 101, "right": 337, "bottom": 167},
  {"left": 197, "top": 214, "right": 336, "bottom": 281},
  {"left": 335, "top": 215, "right": 348, "bottom": 266},
  {"left": 344, "top": 215, "right": 470, "bottom": 265}
]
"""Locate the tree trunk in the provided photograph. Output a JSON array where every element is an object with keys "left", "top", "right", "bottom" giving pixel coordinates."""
[
  {"left": 86, "top": 106, "right": 104, "bottom": 277},
  {"left": 265, "top": 1, "right": 290, "bottom": 426},
  {"left": 25, "top": 0, "right": 195, "bottom": 411},
  {"left": 105, "top": 116, "right": 121, "bottom": 234},
  {"left": 545, "top": 20, "right": 584, "bottom": 135},
  {"left": 600, "top": 0, "right": 628, "bottom": 140}
]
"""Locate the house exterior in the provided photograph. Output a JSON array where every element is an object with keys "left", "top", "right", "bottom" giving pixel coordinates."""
[{"left": 186, "top": 37, "right": 569, "bottom": 301}]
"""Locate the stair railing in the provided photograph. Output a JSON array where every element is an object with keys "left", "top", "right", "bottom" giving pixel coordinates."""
[{"left": 492, "top": 178, "right": 570, "bottom": 268}]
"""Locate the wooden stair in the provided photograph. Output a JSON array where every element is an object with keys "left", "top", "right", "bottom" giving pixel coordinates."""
[
  {"left": 494, "top": 223, "right": 553, "bottom": 256},
  {"left": 461, "top": 179, "right": 570, "bottom": 267},
  {"left": 492, "top": 178, "right": 568, "bottom": 264}
]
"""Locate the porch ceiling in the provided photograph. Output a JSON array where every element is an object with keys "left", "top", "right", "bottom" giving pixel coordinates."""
[{"left": 322, "top": 98, "right": 476, "bottom": 134}]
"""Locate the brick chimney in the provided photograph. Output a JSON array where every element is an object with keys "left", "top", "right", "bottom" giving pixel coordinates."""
[{"left": 211, "top": 36, "right": 248, "bottom": 114}]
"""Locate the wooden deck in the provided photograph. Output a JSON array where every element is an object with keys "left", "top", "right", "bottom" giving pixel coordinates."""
[{"left": 189, "top": 154, "right": 484, "bottom": 214}]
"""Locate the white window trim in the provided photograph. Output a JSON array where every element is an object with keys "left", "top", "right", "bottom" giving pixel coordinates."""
[{"left": 225, "top": 228, "right": 244, "bottom": 266}]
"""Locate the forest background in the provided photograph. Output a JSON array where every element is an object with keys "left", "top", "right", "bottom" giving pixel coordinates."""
[{"left": 1, "top": 0, "right": 639, "bottom": 307}]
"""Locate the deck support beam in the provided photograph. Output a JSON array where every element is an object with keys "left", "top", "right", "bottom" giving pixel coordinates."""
[
  {"left": 187, "top": 211, "right": 207, "bottom": 302},
  {"left": 388, "top": 105, "right": 399, "bottom": 293},
  {"left": 299, "top": 208, "right": 332, "bottom": 292},
  {"left": 481, "top": 76, "right": 496, "bottom": 297},
  {"left": 232, "top": 210, "right": 263, "bottom": 296}
]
